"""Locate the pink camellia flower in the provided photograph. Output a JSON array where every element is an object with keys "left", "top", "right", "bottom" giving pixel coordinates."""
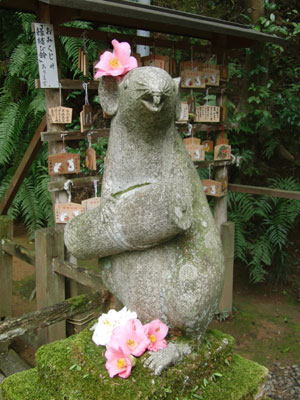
[
  {"left": 110, "top": 319, "right": 150, "bottom": 357},
  {"left": 105, "top": 344, "right": 133, "bottom": 379},
  {"left": 94, "top": 39, "right": 138, "bottom": 78},
  {"left": 143, "top": 319, "right": 168, "bottom": 352}
]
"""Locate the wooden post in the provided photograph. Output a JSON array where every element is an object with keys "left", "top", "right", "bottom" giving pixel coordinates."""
[
  {"left": 214, "top": 37, "right": 228, "bottom": 234},
  {"left": 35, "top": 227, "right": 66, "bottom": 345},
  {"left": 0, "top": 216, "right": 13, "bottom": 353},
  {"left": 37, "top": 2, "right": 68, "bottom": 212},
  {"left": 214, "top": 166, "right": 228, "bottom": 233},
  {"left": 219, "top": 221, "right": 235, "bottom": 313}
]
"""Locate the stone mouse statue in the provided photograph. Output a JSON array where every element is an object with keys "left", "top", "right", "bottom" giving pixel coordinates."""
[{"left": 64, "top": 66, "right": 224, "bottom": 339}]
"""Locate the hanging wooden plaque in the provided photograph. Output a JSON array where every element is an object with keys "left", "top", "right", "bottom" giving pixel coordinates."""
[
  {"left": 216, "top": 137, "right": 229, "bottom": 146},
  {"left": 34, "top": 23, "right": 59, "bottom": 88},
  {"left": 181, "top": 70, "right": 205, "bottom": 88},
  {"left": 202, "top": 140, "right": 214, "bottom": 153},
  {"left": 142, "top": 55, "right": 169, "bottom": 73},
  {"left": 85, "top": 147, "right": 97, "bottom": 170},
  {"left": 183, "top": 138, "right": 205, "bottom": 161},
  {"left": 48, "top": 106, "right": 73, "bottom": 124},
  {"left": 55, "top": 202, "right": 85, "bottom": 224},
  {"left": 202, "top": 66, "right": 220, "bottom": 86},
  {"left": 195, "top": 106, "right": 220, "bottom": 123},
  {"left": 82, "top": 197, "right": 101, "bottom": 211},
  {"left": 178, "top": 102, "right": 189, "bottom": 122},
  {"left": 48, "top": 153, "right": 80, "bottom": 175},
  {"left": 214, "top": 144, "right": 231, "bottom": 161},
  {"left": 80, "top": 104, "right": 93, "bottom": 132},
  {"left": 217, "top": 65, "right": 229, "bottom": 81},
  {"left": 201, "top": 179, "right": 226, "bottom": 197}
]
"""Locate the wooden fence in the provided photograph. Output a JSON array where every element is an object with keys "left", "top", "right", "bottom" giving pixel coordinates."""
[
  {"left": 0, "top": 179, "right": 299, "bottom": 350},
  {"left": 0, "top": 214, "right": 234, "bottom": 349},
  {"left": 0, "top": 216, "right": 110, "bottom": 350}
]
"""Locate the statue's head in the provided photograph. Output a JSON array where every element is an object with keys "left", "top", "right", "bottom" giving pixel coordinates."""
[{"left": 98, "top": 67, "right": 181, "bottom": 127}]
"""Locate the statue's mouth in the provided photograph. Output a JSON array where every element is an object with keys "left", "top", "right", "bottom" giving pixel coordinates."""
[{"left": 142, "top": 94, "right": 164, "bottom": 112}]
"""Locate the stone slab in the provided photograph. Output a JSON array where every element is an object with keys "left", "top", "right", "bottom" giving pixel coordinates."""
[
  {"left": 0, "top": 349, "right": 30, "bottom": 377},
  {"left": 0, "top": 328, "right": 268, "bottom": 400}
]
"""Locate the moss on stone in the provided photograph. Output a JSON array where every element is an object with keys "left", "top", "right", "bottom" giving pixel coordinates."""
[
  {"left": 0, "top": 368, "right": 50, "bottom": 400},
  {"left": 0, "top": 329, "right": 268, "bottom": 400},
  {"left": 199, "top": 355, "right": 268, "bottom": 400}
]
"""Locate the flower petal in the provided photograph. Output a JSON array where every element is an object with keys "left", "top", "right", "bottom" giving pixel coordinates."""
[{"left": 112, "top": 39, "right": 131, "bottom": 66}]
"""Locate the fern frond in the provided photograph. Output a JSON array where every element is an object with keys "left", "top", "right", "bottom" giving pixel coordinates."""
[{"left": 248, "top": 234, "right": 273, "bottom": 283}]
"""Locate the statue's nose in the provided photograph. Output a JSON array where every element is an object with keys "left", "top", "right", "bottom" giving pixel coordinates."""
[{"left": 153, "top": 95, "right": 161, "bottom": 106}]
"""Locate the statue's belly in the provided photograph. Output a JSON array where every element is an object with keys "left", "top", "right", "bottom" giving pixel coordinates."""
[{"left": 100, "top": 231, "right": 224, "bottom": 337}]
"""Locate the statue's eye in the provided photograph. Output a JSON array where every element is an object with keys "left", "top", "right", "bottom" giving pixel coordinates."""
[{"left": 124, "top": 80, "right": 128, "bottom": 89}]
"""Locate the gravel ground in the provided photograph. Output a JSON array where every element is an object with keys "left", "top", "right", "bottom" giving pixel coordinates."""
[{"left": 264, "top": 363, "right": 300, "bottom": 399}]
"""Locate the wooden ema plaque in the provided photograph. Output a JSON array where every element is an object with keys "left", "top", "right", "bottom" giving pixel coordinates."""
[
  {"left": 216, "top": 137, "right": 229, "bottom": 146},
  {"left": 201, "top": 179, "right": 226, "bottom": 197},
  {"left": 181, "top": 70, "right": 205, "bottom": 88},
  {"left": 55, "top": 202, "right": 85, "bottom": 224},
  {"left": 178, "top": 102, "right": 189, "bottom": 121},
  {"left": 85, "top": 147, "right": 97, "bottom": 170},
  {"left": 48, "top": 153, "right": 80, "bottom": 175},
  {"left": 142, "top": 55, "right": 169, "bottom": 73},
  {"left": 214, "top": 144, "right": 231, "bottom": 161},
  {"left": 195, "top": 106, "right": 220, "bottom": 123},
  {"left": 217, "top": 65, "right": 229, "bottom": 81},
  {"left": 78, "top": 48, "right": 88, "bottom": 76},
  {"left": 81, "top": 197, "right": 101, "bottom": 211},
  {"left": 202, "top": 66, "right": 220, "bottom": 86},
  {"left": 48, "top": 107, "right": 72, "bottom": 124},
  {"left": 80, "top": 104, "right": 93, "bottom": 132},
  {"left": 202, "top": 140, "right": 214, "bottom": 153},
  {"left": 183, "top": 138, "right": 205, "bottom": 161}
]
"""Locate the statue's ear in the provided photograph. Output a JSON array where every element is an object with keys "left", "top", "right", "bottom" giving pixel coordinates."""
[
  {"left": 98, "top": 76, "right": 119, "bottom": 116},
  {"left": 173, "top": 77, "right": 181, "bottom": 120}
]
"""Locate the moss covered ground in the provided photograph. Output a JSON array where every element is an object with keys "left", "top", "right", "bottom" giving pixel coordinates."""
[{"left": 1, "top": 328, "right": 268, "bottom": 400}]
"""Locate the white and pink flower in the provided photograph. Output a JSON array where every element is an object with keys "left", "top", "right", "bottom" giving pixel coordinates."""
[
  {"left": 105, "top": 344, "right": 133, "bottom": 379},
  {"left": 94, "top": 39, "right": 137, "bottom": 78},
  {"left": 143, "top": 319, "right": 168, "bottom": 352},
  {"left": 90, "top": 306, "right": 137, "bottom": 346},
  {"left": 109, "top": 318, "right": 150, "bottom": 357},
  {"left": 92, "top": 307, "right": 169, "bottom": 379}
]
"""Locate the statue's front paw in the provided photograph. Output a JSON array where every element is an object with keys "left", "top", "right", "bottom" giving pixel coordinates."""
[{"left": 143, "top": 342, "right": 191, "bottom": 375}]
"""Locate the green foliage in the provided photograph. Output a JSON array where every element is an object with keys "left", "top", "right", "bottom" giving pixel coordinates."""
[
  {"left": 228, "top": 177, "right": 300, "bottom": 284},
  {"left": 0, "top": 12, "right": 107, "bottom": 236}
]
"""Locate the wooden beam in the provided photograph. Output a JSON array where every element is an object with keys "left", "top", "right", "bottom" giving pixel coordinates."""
[
  {"left": 0, "top": 292, "right": 107, "bottom": 343},
  {"left": 219, "top": 221, "right": 235, "bottom": 313},
  {"left": 0, "top": 115, "right": 47, "bottom": 215},
  {"left": 194, "top": 160, "right": 232, "bottom": 169},
  {"left": 228, "top": 184, "right": 300, "bottom": 200},
  {"left": 41, "top": 128, "right": 109, "bottom": 142},
  {"left": 48, "top": 175, "right": 102, "bottom": 192},
  {"left": 56, "top": 26, "right": 210, "bottom": 53},
  {"left": 52, "top": 259, "right": 105, "bottom": 292},
  {"left": 1, "top": 239, "right": 35, "bottom": 266},
  {"left": 35, "top": 79, "right": 99, "bottom": 90},
  {"left": 35, "top": 227, "right": 66, "bottom": 345}
]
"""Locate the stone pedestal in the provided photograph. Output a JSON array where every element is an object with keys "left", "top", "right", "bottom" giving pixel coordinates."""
[{"left": 1, "top": 327, "right": 268, "bottom": 400}]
